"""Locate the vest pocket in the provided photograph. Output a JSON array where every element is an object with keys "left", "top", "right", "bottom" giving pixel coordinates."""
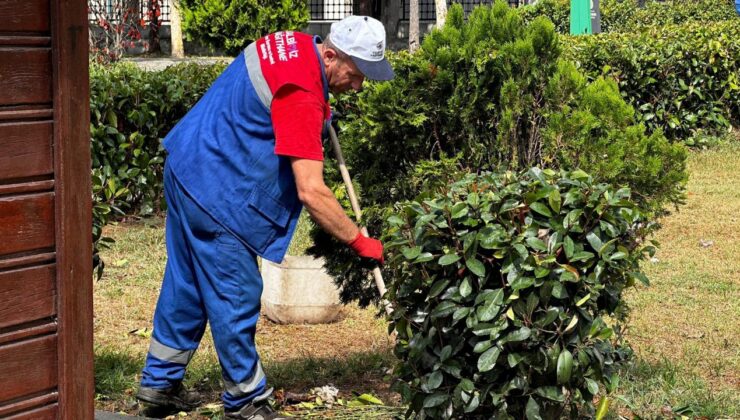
[{"left": 242, "top": 186, "right": 292, "bottom": 253}]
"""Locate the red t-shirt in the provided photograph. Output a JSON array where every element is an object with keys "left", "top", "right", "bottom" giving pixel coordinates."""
[{"left": 255, "top": 31, "right": 330, "bottom": 161}]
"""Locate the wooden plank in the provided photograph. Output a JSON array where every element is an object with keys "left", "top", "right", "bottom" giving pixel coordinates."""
[
  {"left": 0, "top": 121, "right": 53, "bottom": 180},
  {"left": 0, "top": 193, "right": 54, "bottom": 257},
  {"left": 0, "top": 391, "right": 58, "bottom": 417},
  {"left": 0, "top": 334, "right": 57, "bottom": 403},
  {"left": 0, "top": 321, "right": 56, "bottom": 346},
  {"left": 0, "top": 49, "right": 52, "bottom": 106},
  {"left": 0, "top": 265, "right": 56, "bottom": 329},
  {"left": 52, "top": 0, "right": 94, "bottom": 418},
  {"left": 0, "top": 0, "right": 50, "bottom": 33},
  {"left": 4, "top": 403, "right": 58, "bottom": 420},
  {"left": 0, "top": 36, "right": 51, "bottom": 47},
  {"left": 0, "top": 180, "right": 54, "bottom": 197},
  {"left": 0, "top": 107, "right": 53, "bottom": 122}
]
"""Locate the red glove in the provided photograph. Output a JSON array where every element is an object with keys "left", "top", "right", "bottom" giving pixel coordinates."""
[{"left": 348, "top": 231, "right": 384, "bottom": 264}]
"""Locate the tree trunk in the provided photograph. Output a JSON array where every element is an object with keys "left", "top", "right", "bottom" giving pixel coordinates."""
[
  {"left": 435, "top": 0, "right": 447, "bottom": 28},
  {"left": 357, "top": 0, "right": 373, "bottom": 15},
  {"left": 409, "top": 0, "right": 420, "bottom": 52},
  {"left": 169, "top": 0, "right": 184, "bottom": 58},
  {"left": 147, "top": 0, "right": 160, "bottom": 53}
]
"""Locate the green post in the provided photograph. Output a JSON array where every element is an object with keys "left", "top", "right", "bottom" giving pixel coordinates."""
[{"left": 570, "top": 0, "right": 592, "bottom": 35}]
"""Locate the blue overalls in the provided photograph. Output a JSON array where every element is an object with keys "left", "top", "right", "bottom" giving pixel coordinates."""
[{"left": 140, "top": 34, "right": 329, "bottom": 410}]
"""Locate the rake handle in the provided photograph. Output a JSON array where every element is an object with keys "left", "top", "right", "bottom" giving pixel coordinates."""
[{"left": 328, "top": 126, "right": 392, "bottom": 316}]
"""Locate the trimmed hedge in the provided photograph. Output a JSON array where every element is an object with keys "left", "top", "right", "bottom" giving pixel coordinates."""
[
  {"left": 519, "top": 0, "right": 739, "bottom": 34},
  {"left": 563, "top": 21, "right": 740, "bottom": 139},
  {"left": 90, "top": 61, "right": 225, "bottom": 274},
  {"left": 385, "top": 168, "right": 648, "bottom": 418}
]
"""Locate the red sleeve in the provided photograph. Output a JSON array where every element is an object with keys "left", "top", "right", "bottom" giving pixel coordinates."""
[{"left": 271, "top": 84, "right": 325, "bottom": 161}]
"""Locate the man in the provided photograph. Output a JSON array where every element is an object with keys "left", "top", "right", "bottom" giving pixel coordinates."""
[{"left": 135, "top": 16, "right": 393, "bottom": 420}]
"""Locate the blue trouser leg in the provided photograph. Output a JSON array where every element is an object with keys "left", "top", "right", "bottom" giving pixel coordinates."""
[{"left": 141, "top": 164, "right": 267, "bottom": 410}]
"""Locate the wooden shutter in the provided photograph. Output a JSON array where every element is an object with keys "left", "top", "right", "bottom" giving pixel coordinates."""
[{"left": 0, "top": 0, "right": 93, "bottom": 418}]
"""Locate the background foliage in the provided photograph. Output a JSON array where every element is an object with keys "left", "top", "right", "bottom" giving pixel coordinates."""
[
  {"left": 518, "top": 0, "right": 739, "bottom": 34},
  {"left": 178, "top": 0, "right": 309, "bottom": 55},
  {"left": 90, "top": 61, "right": 225, "bottom": 275},
  {"left": 385, "top": 168, "right": 650, "bottom": 418},
  {"left": 309, "top": 2, "right": 686, "bottom": 306},
  {"left": 564, "top": 21, "right": 740, "bottom": 141}
]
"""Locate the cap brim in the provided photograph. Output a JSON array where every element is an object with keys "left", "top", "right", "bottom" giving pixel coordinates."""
[{"left": 351, "top": 56, "right": 395, "bottom": 81}]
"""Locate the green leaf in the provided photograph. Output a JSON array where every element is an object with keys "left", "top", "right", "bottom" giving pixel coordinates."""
[
  {"left": 595, "top": 396, "right": 609, "bottom": 420},
  {"left": 402, "top": 246, "right": 421, "bottom": 260},
  {"left": 500, "top": 327, "right": 531, "bottom": 344},
  {"left": 556, "top": 349, "right": 573, "bottom": 384},
  {"left": 548, "top": 189, "right": 562, "bottom": 213},
  {"left": 585, "top": 377, "right": 599, "bottom": 395},
  {"left": 529, "top": 202, "right": 552, "bottom": 217},
  {"left": 473, "top": 340, "right": 493, "bottom": 353},
  {"left": 459, "top": 278, "right": 473, "bottom": 298},
  {"left": 477, "top": 346, "right": 501, "bottom": 372},
  {"left": 576, "top": 293, "right": 591, "bottom": 307},
  {"left": 387, "top": 215, "right": 404, "bottom": 226},
  {"left": 477, "top": 298, "right": 502, "bottom": 322},
  {"left": 426, "top": 370, "right": 443, "bottom": 391},
  {"left": 451, "top": 202, "right": 469, "bottom": 219},
  {"left": 439, "top": 253, "right": 461, "bottom": 266},
  {"left": 466, "top": 258, "right": 486, "bottom": 277},
  {"left": 415, "top": 252, "right": 435, "bottom": 263},
  {"left": 423, "top": 392, "right": 447, "bottom": 408},
  {"left": 356, "top": 393, "right": 383, "bottom": 405},
  {"left": 431, "top": 301, "right": 458, "bottom": 319},
  {"left": 535, "top": 386, "right": 565, "bottom": 402},
  {"left": 586, "top": 231, "right": 603, "bottom": 252},
  {"left": 630, "top": 271, "right": 650, "bottom": 286},
  {"left": 551, "top": 282, "right": 568, "bottom": 299},
  {"left": 564, "top": 236, "right": 575, "bottom": 259},
  {"left": 526, "top": 237, "right": 547, "bottom": 252},
  {"left": 525, "top": 396, "right": 543, "bottom": 420},
  {"left": 464, "top": 392, "right": 480, "bottom": 413},
  {"left": 429, "top": 279, "right": 451, "bottom": 298},
  {"left": 507, "top": 353, "right": 525, "bottom": 368}
]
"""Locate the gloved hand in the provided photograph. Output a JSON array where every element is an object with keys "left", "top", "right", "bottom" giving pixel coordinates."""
[{"left": 348, "top": 230, "right": 384, "bottom": 265}]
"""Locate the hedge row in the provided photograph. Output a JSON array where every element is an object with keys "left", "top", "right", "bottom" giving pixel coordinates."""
[
  {"left": 519, "top": 0, "right": 739, "bottom": 34},
  {"left": 90, "top": 61, "right": 226, "bottom": 274},
  {"left": 563, "top": 21, "right": 740, "bottom": 140}
]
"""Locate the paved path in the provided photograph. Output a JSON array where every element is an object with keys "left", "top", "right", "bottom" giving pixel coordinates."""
[
  {"left": 95, "top": 410, "right": 152, "bottom": 420},
  {"left": 123, "top": 56, "right": 233, "bottom": 71}
]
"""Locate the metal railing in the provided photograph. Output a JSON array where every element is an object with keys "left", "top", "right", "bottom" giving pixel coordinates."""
[
  {"left": 309, "top": 0, "right": 355, "bottom": 21},
  {"left": 402, "top": 0, "right": 527, "bottom": 20},
  {"left": 88, "top": 0, "right": 171, "bottom": 24}
]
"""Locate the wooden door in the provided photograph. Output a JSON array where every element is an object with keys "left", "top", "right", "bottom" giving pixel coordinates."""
[{"left": 0, "top": 0, "right": 93, "bottom": 419}]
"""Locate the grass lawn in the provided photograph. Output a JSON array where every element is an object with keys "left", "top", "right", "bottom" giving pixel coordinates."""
[{"left": 94, "top": 141, "right": 739, "bottom": 418}]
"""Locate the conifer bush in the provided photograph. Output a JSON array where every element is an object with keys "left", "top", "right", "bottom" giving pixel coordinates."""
[
  {"left": 178, "top": 0, "right": 309, "bottom": 55},
  {"left": 309, "top": 2, "right": 685, "bottom": 306},
  {"left": 384, "top": 168, "right": 648, "bottom": 418}
]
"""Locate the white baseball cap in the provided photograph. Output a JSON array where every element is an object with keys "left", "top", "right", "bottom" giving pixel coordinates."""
[{"left": 329, "top": 15, "right": 395, "bottom": 81}]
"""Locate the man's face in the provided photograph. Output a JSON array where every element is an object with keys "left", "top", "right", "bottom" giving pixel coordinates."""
[{"left": 324, "top": 50, "right": 365, "bottom": 94}]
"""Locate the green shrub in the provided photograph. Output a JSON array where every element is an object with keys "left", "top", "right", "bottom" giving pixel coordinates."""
[
  {"left": 518, "top": 0, "right": 739, "bottom": 33},
  {"left": 309, "top": 2, "right": 686, "bottom": 306},
  {"left": 90, "top": 61, "right": 226, "bottom": 275},
  {"left": 563, "top": 21, "right": 740, "bottom": 139},
  {"left": 179, "top": 0, "right": 309, "bottom": 55},
  {"left": 385, "top": 168, "right": 650, "bottom": 418}
]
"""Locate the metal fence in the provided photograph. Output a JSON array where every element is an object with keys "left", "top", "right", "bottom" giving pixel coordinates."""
[
  {"left": 141, "top": 0, "right": 171, "bottom": 23},
  {"left": 88, "top": 0, "right": 171, "bottom": 24},
  {"left": 402, "top": 0, "right": 526, "bottom": 20},
  {"left": 309, "top": 0, "right": 355, "bottom": 21}
]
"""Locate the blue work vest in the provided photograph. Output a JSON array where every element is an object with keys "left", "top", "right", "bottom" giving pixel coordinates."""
[{"left": 163, "top": 36, "right": 329, "bottom": 263}]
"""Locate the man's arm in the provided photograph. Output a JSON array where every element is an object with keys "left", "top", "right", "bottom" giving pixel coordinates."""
[
  {"left": 290, "top": 157, "right": 358, "bottom": 242},
  {"left": 290, "top": 157, "right": 384, "bottom": 263}
]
